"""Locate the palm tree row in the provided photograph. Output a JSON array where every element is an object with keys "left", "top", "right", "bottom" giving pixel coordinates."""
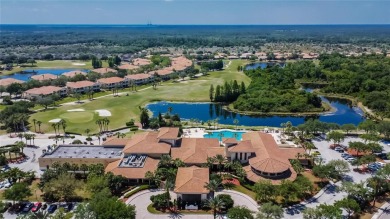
[
  {"left": 51, "top": 119, "right": 67, "bottom": 136},
  {"left": 95, "top": 118, "right": 110, "bottom": 134},
  {"left": 31, "top": 119, "right": 43, "bottom": 133}
]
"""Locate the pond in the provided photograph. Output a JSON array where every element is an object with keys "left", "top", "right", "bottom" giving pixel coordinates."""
[
  {"left": 146, "top": 97, "right": 365, "bottom": 127},
  {"left": 1, "top": 69, "right": 89, "bottom": 81},
  {"left": 245, "top": 62, "right": 286, "bottom": 70}
]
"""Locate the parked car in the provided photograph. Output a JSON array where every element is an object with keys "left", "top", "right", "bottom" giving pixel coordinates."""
[
  {"left": 65, "top": 203, "right": 73, "bottom": 212},
  {"left": 59, "top": 202, "right": 73, "bottom": 212},
  {"left": 22, "top": 202, "right": 33, "bottom": 213},
  {"left": 31, "top": 202, "right": 42, "bottom": 212},
  {"left": 347, "top": 157, "right": 356, "bottom": 162},
  {"left": 41, "top": 203, "right": 48, "bottom": 210},
  {"left": 47, "top": 204, "right": 57, "bottom": 213}
]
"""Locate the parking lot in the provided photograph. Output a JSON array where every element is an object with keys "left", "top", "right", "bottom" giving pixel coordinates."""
[
  {"left": 3, "top": 202, "right": 78, "bottom": 219},
  {"left": 311, "top": 136, "right": 389, "bottom": 183}
]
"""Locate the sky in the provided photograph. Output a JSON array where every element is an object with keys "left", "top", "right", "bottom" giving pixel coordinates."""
[{"left": 1, "top": 0, "right": 390, "bottom": 25}]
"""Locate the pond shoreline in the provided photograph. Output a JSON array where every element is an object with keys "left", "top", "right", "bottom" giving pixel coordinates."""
[{"left": 224, "top": 101, "right": 335, "bottom": 117}]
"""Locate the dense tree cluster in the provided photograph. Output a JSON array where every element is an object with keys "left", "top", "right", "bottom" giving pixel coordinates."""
[
  {"left": 233, "top": 66, "right": 323, "bottom": 112},
  {"left": 0, "top": 101, "right": 34, "bottom": 132},
  {"left": 277, "top": 54, "right": 390, "bottom": 117},
  {"left": 200, "top": 60, "right": 224, "bottom": 71},
  {"left": 209, "top": 80, "right": 246, "bottom": 102}
]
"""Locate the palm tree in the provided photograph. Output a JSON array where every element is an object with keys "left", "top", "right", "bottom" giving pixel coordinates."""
[
  {"left": 204, "top": 179, "right": 220, "bottom": 198},
  {"left": 159, "top": 155, "right": 173, "bottom": 168},
  {"left": 203, "top": 197, "right": 225, "bottom": 219},
  {"left": 85, "top": 129, "right": 91, "bottom": 136},
  {"left": 205, "top": 156, "right": 216, "bottom": 169},
  {"left": 215, "top": 118, "right": 220, "bottom": 129},
  {"left": 37, "top": 121, "right": 42, "bottom": 133},
  {"left": 145, "top": 171, "right": 154, "bottom": 185},
  {"left": 15, "top": 141, "right": 26, "bottom": 154},
  {"left": 280, "top": 122, "right": 286, "bottom": 133},
  {"left": 51, "top": 123, "right": 57, "bottom": 136},
  {"left": 32, "top": 119, "right": 37, "bottom": 132},
  {"left": 233, "top": 119, "right": 239, "bottom": 130},
  {"left": 214, "top": 154, "right": 226, "bottom": 172},
  {"left": 60, "top": 119, "right": 67, "bottom": 136},
  {"left": 303, "top": 141, "right": 315, "bottom": 154},
  {"left": 167, "top": 106, "right": 173, "bottom": 115},
  {"left": 31, "top": 134, "right": 36, "bottom": 146}
]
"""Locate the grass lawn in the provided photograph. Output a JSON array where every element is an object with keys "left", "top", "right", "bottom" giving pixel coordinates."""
[
  {"left": 0, "top": 60, "right": 109, "bottom": 75},
  {"left": 232, "top": 185, "right": 256, "bottom": 200},
  {"left": 30, "top": 60, "right": 251, "bottom": 134},
  {"left": 27, "top": 179, "right": 44, "bottom": 202}
]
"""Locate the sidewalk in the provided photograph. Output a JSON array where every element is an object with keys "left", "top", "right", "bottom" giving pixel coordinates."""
[{"left": 372, "top": 202, "right": 390, "bottom": 219}]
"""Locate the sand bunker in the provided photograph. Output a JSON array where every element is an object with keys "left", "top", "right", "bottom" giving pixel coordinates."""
[
  {"left": 95, "top": 109, "right": 111, "bottom": 117},
  {"left": 49, "top": 118, "right": 61, "bottom": 123},
  {"left": 67, "top": 109, "right": 85, "bottom": 112},
  {"left": 72, "top": 63, "right": 86, "bottom": 66}
]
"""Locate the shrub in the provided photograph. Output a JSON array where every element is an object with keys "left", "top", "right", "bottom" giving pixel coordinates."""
[
  {"left": 124, "top": 185, "right": 150, "bottom": 198},
  {"left": 130, "top": 127, "right": 138, "bottom": 131},
  {"left": 217, "top": 194, "right": 234, "bottom": 210},
  {"left": 71, "top": 140, "right": 83, "bottom": 144},
  {"left": 86, "top": 137, "right": 92, "bottom": 141},
  {"left": 126, "top": 120, "right": 135, "bottom": 127},
  {"left": 0, "top": 156, "right": 8, "bottom": 166}
]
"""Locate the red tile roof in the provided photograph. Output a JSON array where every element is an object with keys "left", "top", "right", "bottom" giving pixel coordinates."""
[
  {"left": 0, "top": 78, "right": 24, "bottom": 87},
  {"left": 31, "top": 74, "right": 57, "bottom": 81},
  {"left": 62, "top": 71, "right": 87, "bottom": 78},
  {"left": 125, "top": 73, "right": 152, "bottom": 80},
  {"left": 123, "top": 132, "right": 171, "bottom": 155},
  {"left": 105, "top": 157, "right": 159, "bottom": 179},
  {"left": 66, "top": 81, "right": 96, "bottom": 89},
  {"left": 24, "top": 86, "right": 64, "bottom": 95},
  {"left": 157, "top": 127, "right": 180, "bottom": 139},
  {"left": 174, "top": 166, "right": 210, "bottom": 194},
  {"left": 118, "top": 64, "right": 140, "bottom": 70},
  {"left": 171, "top": 138, "right": 224, "bottom": 164},
  {"left": 97, "top": 77, "right": 125, "bottom": 84},
  {"left": 92, "top": 68, "right": 118, "bottom": 74}
]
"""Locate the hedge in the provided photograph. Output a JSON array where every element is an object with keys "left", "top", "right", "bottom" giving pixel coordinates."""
[{"left": 124, "top": 185, "right": 151, "bottom": 198}]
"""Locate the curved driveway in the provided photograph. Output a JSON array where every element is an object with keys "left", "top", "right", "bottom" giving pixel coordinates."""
[{"left": 126, "top": 189, "right": 258, "bottom": 219}]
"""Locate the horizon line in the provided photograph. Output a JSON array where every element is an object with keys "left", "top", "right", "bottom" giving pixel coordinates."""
[{"left": 1, "top": 23, "right": 390, "bottom": 26}]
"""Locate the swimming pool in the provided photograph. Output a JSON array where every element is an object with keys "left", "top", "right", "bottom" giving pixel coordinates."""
[{"left": 203, "top": 130, "right": 245, "bottom": 141}]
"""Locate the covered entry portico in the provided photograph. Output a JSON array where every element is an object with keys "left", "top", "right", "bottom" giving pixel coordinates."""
[{"left": 174, "top": 166, "right": 210, "bottom": 209}]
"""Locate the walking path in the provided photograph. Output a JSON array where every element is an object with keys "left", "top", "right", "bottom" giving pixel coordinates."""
[{"left": 372, "top": 202, "right": 390, "bottom": 219}]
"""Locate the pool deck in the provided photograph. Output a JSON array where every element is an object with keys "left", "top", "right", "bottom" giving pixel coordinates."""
[
  {"left": 183, "top": 128, "right": 206, "bottom": 138},
  {"left": 182, "top": 128, "right": 298, "bottom": 148}
]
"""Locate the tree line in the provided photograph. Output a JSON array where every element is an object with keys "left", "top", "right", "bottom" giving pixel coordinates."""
[{"left": 209, "top": 80, "right": 246, "bottom": 102}]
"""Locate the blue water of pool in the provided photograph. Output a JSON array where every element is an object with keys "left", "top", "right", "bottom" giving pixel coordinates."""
[{"left": 204, "top": 130, "right": 245, "bottom": 141}]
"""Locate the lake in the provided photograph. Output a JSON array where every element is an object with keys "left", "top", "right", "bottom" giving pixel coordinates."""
[
  {"left": 1, "top": 69, "right": 88, "bottom": 81},
  {"left": 146, "top": 97, "right": 365, "bottom": 127},
  {"left": 245, "top": 62, "right": 286, "bottom": 70}
]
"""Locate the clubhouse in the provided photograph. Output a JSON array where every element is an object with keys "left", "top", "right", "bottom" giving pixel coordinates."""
[{"left": 39, "top": 127, "right": 306, "bottom": 191}]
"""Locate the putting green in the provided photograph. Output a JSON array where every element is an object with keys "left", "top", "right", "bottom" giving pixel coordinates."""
[{"left": 59, "top": 111, "right": 95, "bottom": 123}]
